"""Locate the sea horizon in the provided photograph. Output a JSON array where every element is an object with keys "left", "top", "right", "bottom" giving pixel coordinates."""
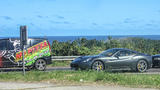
[{"left": 1, "top": 35, "right": 160, "bottom": 44}]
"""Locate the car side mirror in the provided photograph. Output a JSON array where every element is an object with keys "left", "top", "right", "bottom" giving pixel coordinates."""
[{"left": 115, "top": 55, "right": 119, "bottom": 59}]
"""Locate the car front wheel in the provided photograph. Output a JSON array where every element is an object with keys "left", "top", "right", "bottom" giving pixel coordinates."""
[
  {"left": 136, "top": 60, "right": 148, "bottom": 72},
  {"left": 35, "top": 59, "right": 46, "bottom": 71},
  {"left": 91, "top": 61, "right": 104, "bottom": 71}
]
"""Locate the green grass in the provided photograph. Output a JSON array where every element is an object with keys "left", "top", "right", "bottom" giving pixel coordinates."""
[
  {"left": 0, "top": 71, "right": 160, "bottom": 88},
  {"left": 49, "top": 61, "right": 71, "bottom": 67}
]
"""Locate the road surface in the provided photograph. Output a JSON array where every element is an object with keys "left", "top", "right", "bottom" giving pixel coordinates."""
[{"left": 0, "top": 67, "right": 160, "bottom": 74}]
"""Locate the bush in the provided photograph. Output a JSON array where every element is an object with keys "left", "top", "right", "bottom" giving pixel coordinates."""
[{"left": 51, "top": 37, "right": 160, "bottom": 56}]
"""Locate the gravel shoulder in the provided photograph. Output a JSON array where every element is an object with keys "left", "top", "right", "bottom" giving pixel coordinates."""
[{"left": 0, "top": 82, "right": 158, "bottom": 90}]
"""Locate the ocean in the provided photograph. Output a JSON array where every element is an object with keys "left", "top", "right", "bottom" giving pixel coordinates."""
[
  {"left": 1, "top": 35, "right": 160, "bottom": 44},
  {"left": 43, "top": 35, "right": 160, "bottom": 44}
]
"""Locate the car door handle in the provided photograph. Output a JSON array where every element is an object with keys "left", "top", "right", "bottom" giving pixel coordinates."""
[{"left": 109, "top": 60, "right": 115, "bottom": 61}]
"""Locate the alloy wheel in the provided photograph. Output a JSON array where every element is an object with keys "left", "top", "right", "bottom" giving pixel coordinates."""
[
  {"left": 35, "top": 59, "right": 46, "bottom": 71},
  {"left": 92, "top": 61, "right": 104, "bottom": 71},
  {"left": 137, "top": 60, "right": 148, "bottom": 72}
]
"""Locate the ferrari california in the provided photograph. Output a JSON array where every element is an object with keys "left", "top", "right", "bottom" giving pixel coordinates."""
[{"left": 70, "top": 48, "right": 152, "bottom": 72}]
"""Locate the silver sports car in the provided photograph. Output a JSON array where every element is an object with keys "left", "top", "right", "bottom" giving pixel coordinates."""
[{"left": 70, "top": 48, "right": 152, "bottom": 72}]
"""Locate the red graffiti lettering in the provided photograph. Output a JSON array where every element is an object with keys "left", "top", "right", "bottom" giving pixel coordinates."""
[
  {"left": 16, "top": 52, "right": 22, "bottom": 59},
  {"left": 28, "top": 48, "right": 32, "bottom": 54},
  {"left": 39, "top": 43, "right": 43, "bottom": 49},
  {"left": 16, "top": 40, "right": 49, "bottom": 61},
  {"left": 35, "top": 45, "right": 39, "bottom": 51},
  {"left": 32, "top": 47, "right": 35, "bottom": 53},
  {"left": 43, "top": 42, "right": 48, "bottom": 47}
]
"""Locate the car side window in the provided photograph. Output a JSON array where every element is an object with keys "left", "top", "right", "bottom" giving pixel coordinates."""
[
  {"left": 129, "top": 51, "right": 136, "bottom": 55},
  {"left": 0, "top": 40, "right": 7, "bottom": 50},
  {"left": 116, "top": 50, "right": 130, "bottom": 57},
  {"left": 118, "top": 51, "right": 127, "bottom": 57},
  {"left": 117, "top": 50, "right": 136, "bottom": 57}
]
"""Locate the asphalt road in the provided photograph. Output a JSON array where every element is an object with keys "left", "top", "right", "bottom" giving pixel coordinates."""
[
  {"left": 46, "top": 67, "right": 160, "bottom": 74},
  {"left": 1, "top": 67, "right": 160, "bottom": 74}
]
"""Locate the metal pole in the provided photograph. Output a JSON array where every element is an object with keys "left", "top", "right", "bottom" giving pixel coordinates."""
[
  {"left": 22, "top": 45, "right": 25, "bottom": 75},
  {"left": 20, "top": 26, "right": 27, "bottom": 76}
]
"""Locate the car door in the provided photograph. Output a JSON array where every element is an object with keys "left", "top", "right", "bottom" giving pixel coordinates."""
[
  {"left": 104, "top": 56, "right": 119, "bottom": 69},
  {"left": 110, "top": 50, "right": 134, "bottom": 69}
]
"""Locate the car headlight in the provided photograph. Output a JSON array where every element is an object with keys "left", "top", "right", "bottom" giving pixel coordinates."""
[{"left": 83, "top": 58, "right": 92, "bottom": 62}]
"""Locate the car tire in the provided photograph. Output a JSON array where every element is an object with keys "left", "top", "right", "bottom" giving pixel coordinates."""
[
  {"left": 136, "top": 60, "right": 148, "bottom": 72},
  {"left": 35, "top": 59, "right": 46, "bottom": 71},
  {"left": 91, "top": 60, "right": 104, "bottom": 71}
]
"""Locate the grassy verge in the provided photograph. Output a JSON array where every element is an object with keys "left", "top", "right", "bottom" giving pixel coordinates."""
[
  {"left": 0, "top": 71, "right": 160, "bottom": 88},
  {"left": 49, "top": 61, "right": 71, "bottom": 67}
]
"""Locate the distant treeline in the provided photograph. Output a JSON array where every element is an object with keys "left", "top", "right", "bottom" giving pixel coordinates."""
[{"left": 51, "top": 36, "right": 160, "bottom": 56}]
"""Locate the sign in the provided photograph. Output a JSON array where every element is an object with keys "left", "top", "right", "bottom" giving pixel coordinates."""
[{"left": 20, "top": 26, "right": 28, "bottom": 46}]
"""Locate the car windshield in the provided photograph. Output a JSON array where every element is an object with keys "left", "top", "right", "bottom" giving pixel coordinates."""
[{"left": 99, "top": 49, "right": 118, "bottom": 57}]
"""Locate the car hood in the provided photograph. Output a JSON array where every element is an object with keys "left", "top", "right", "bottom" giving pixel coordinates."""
[{"left": 79, "top": 55, "right": 100, "bottom": 59}]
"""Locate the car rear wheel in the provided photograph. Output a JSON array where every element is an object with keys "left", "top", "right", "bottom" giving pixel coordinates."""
[
  {"left": 91, "top": 61, "right": 104, "bottom": 71},
  {"left": 136, "top": 60, "right": 148, "bottom": 72},
  {"left": 35, "top": 59, "right": 46, "bottom": 71}
]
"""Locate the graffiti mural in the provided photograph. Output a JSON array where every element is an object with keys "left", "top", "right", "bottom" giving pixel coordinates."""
[
  {"left": 9, "top": 39, "right": 21, "bottom": 52},
  {"left": 0, "top": 51, "right": 6, "bottom": 57},
  {"left": 0, "top": 38, "right": 51, "bottom": 68},
  {"left": 0, "top": 51, "right": 5, "bottom": 67},
  {"left": 16, "top": 40, "right": 51, "bottom": 66}
]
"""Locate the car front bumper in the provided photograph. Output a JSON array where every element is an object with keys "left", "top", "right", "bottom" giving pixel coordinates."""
[{"left": 70, "top": 61, "right": 92, "bottom": 70}]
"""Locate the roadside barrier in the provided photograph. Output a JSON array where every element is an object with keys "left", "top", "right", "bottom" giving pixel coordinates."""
[{"left": 51, "top": 56, "right": 80, "bottom": 61}]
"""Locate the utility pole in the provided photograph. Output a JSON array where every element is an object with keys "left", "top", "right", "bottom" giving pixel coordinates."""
[{"left": 20, "top": 26, "right": 28, "bottom": 75}]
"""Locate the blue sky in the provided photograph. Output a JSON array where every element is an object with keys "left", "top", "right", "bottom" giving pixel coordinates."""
[{"left": 0, "top": 0, "right": 160, "bottom": 36}]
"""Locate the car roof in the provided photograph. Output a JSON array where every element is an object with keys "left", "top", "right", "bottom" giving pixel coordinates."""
[
  {"left": 111, "top": 48, "right": 138, "bottom": 52},
  {"left": 111, "top": 48, "right": 130, "bottom": 51}
]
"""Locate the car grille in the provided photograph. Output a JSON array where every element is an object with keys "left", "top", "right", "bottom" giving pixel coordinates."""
[{"left": 70, "top": 63, "right": 78, "bottom": 68}]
